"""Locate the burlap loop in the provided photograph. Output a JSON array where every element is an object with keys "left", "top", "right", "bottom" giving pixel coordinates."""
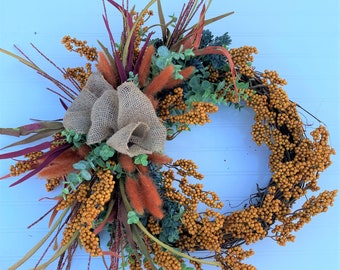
[{"left": 63, "top": 73, "right": 167, "bottom": 157}]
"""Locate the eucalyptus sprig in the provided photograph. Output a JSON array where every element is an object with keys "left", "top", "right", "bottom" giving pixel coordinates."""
[
  {"left": 152, "top": 45, "right": 195, "bottom": 80},
  {"left": 61, "top": 142, "right": 121, "bottom": 199}
]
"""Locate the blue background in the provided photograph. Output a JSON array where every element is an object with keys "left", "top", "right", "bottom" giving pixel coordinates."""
[{"left": 0, "top": 0, "right": 339, "bottom": 269}]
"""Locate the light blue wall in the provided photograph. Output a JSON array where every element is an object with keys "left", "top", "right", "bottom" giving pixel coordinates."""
[{"left": 0, "top": 1, "right": 339, "bottom": 269}]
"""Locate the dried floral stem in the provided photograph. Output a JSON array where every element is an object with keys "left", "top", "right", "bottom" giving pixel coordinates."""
[
  {"left": 0, "top": 48, "right": 40, "bottom": 70},
  {"left": 122, "top": 0, "right": 157, "bottom": 66},
  {"left": 35, "top": 231, "right": 80, "bottom": 270},
  {"left": 8, "top": 207, "right": 71, "bottom": 270},
  {"left": 119, "top": 180, "right": 221, "bottom": 267}
]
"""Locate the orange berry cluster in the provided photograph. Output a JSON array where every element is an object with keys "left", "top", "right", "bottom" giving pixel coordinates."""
[
  {"left": 60, "top": 169, "right": 115, "bottom": 256},
  {"left": 162, "top": 159, "right": 226, "bottom": 254},
  {"left": 151, "top": 242, "right": 182, "bottom": 270},
  {"left": 261, "top": 69, "right": 287, "bottom": 86},
  {"left": 189, "top": 259, "right": 203, "bottom": 270},
  {"left": 158, "top": 87, "right": 218, "bottom": 134},
  {"left": 10, "top": 151, "right": 43, "bottom": 176},
  {"left": 45, "top": 177, "right": 61, "bottom": 191},
  {"left": 229, "top": 46, "right": 258, "bottom": 77},
  {"left": 163, "top": 159, "right": 223, "bottom": 210},
  {"left": 272, "top": 190, "right": 338, "bottom": 246},
  {"left": 178, "top": 209, "right": 226, "bottom": 252},
  {"left": 61, "top": 35, "right": 97, "bottom": 61},
  {"left": 221, "top": 59, "right": 337, "bottom": 258},
  {"left": 224, "top": 205, "right": 268, "bottom": 245},
  {"left": 208, "top": 65, "right": 220, "bottom": 82},
  {"left": 159, "top": 87, "right": 187, "bottom": 120},
  {"left": 127, "top": 253, "right": 143, "bottom": 270},
  {"left": 168, "top": 102, "right": 218, "bottom": 127},
  {"left": 162, "top": 159, "right": 223, "bottom": 211},
  {"left": 215, "top": 246, "right": 256, "bottom": 270},
  {"left": 50, "top": 132, "right": 68, "bottom": 149},
  {"left": 147, "top": 216, "right": 162, "bottom": 235},
  {"left": 64, "top": 62, "right": 92, "bottom": 88},
  {"left": 56, "top": 182, "right": 90, "bottom": 211},
  {"left": 132, "top": 9, "right": 153, "bottom": 61}
]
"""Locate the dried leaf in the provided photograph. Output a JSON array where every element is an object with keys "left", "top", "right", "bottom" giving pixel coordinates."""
[
  {"left": 0, "top": 129, "right": 61, "bottom": 151},
  {"left": 0, "top": 141, "right": 51, "bottom": 159}
]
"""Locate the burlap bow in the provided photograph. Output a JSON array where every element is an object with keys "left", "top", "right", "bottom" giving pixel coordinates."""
[{"left": 63, "top": 73, "right": 167, "bottom": 157}]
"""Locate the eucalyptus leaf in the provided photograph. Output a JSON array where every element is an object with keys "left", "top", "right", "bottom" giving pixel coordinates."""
[
  {"left": 80, "top": 169, "right": 92, "bottom": 181},
  {"left": 127, "top": 211, "right": 140, "bottom": 224},
  {"left": 73, "top": 160, "right": 88, "bottom": 170},
  {"left": 134, "top": 154, "right": 148, "bottom": 166},
  {"left": 67, "top": 173, "right": 79, "bottom": 183},
  {"left": 157, "top": 46, "right": 170, "bottom": 57}
]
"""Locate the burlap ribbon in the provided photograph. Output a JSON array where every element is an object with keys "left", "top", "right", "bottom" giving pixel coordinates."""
[{"left": 63, "top": 73, "right": 167, "bottom": 157}]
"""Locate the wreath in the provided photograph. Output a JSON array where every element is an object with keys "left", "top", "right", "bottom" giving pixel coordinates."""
[{"left": 0, "top": 1, "right": 337, "bottom": 269}]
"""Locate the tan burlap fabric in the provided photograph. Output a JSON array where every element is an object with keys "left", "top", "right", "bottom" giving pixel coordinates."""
[{"left": 63, "top": 73, "right": 167, "bottom": 157}]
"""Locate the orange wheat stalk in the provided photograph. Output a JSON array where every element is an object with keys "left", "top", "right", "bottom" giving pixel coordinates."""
[
  {"left": 38, "top": 146, "right": 90, "bottom": 179},
  {"left": 119, "top": 154, "right": 136, "bottom": 173},
  {"left": 138, "top": 173, "right": 164, "bottom": 219},
  {"left": 163, "top": 66, "right": 195, "bottom": 89},
  {"left": 136, "top": 164, "right": 149, "bottom": 175},
  {"left": 144, "top": 65, "right": 174, "bottom": 97},
  {"left": 125, "top": 176, "right": 144, "bottom": 215},
  {"left": 97, "top": 51, "right": 118, "bottom": 88},
  {"left": 138, "top": 45, "right": 155, "bottom": 87},
  {"left": 148, "top": 153, "right": 173, "bottom": 166}
]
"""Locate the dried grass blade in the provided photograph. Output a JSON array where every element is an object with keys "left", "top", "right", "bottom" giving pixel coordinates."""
[
  {"left": 8, "top": 207, "right": 71, "bottom": 270},
  {"left": 0, "top": 129, "right": 62, "bottom": 151},
  {"left": 0, "top": 48, "right": 41, "bottom": 71},
  {"left": 131, "top": 224, "right": 157, "bottom": 270},
  {"left": 156, "top": 0, "right": 167, "bottom": 41},
  {"left": 121, "top": 0, "right": 157, "bottom": 67}
]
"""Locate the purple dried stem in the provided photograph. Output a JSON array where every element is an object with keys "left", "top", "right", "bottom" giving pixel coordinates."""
[
  {"left": 0, "top": 141, "right": 51, "bottom": 159},
  {"left": 9, "top": 143, "right": 72, "bottom": 187},
  {"left": 102, "top": 0, "right": 116, "bottom": 54},
  {"left": 59, "top": 98, "right": 69, "bottom": 110},
  {"left": 29, "top": 43, "right": 80, "bottom": 94},
  {"left": 13, "top": 44, "right": 39, "bottom": 67},
  {"left": 15, "top": 44, "right": 80, "bottom": 99},
  {"left": 167, "top": 0, "right": 204, "bottom": 48},
  {"left": 47, "top": 88, "right": 73, "bottom": 103},
  {"left": 27, "top": 204, "right": 58, "bottom": 229},
  {"left": 30, "top": 43, "right": 81, "bottom": 93}
]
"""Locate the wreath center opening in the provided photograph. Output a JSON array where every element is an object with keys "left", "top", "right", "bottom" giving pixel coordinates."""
[{"left": 165, "top": 105, "right": 271, "bottom": 211}]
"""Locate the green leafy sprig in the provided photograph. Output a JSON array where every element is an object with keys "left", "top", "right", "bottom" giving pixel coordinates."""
[
  {"left": 152, "top": 45, "right": 195, "bottom": 80},
  {"left": 61, "top": 140, "right": 122, "bottom": 199}
]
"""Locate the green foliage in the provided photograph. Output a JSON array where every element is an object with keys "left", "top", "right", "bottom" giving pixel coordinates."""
[
  {"left": 62, "top": 143, "right": 119, "bottom": 199},
  {"left": 127, "top": 211, "right": 140, "bottom": 224},
  {"left": 152, "top": 45, "right": 194, "bottom": 79},
  {"left": 61, "top": 129, "right": 86, "bottom": 148},
  {"left": 199, "top": 30, "right": 232, "bottom": 69},
  {"left": 146, "top": 164, "right": 184, "bottom": 244},
  {"left": 200, "top": 29, "right": 232, "bottom": 48},
  {"left": 184, "top": 74, "right": 227, "bottom": 106},
  {"left": 127, "top": 71, "right": 139, "bottom": 85},
  {"left": 158, "top": 201, "right": 184, "bottom": 244},
  {"left": 87, "top": 143, "right": 115, "bottom": 169},
  {"left": 181, "top": 263, "right": 195, "bottom": 270},
  {"left": 134, "top": 154, "right": 148, "bottom": 166}
]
